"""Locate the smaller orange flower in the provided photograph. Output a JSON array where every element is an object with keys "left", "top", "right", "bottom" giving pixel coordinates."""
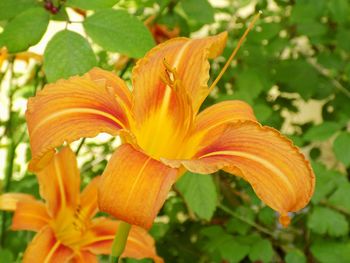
[
  {"left": 0, "top": 47, "right": 8, "bottom": 68},
  {"left": 15, "top": 51, "right": 43, "bottom": 63},
  {"left": 150, "top": 23, "right": 180, "bottom": 44},
  {"left": 0, "top": 147, "right": 163, "bottom": 263}
]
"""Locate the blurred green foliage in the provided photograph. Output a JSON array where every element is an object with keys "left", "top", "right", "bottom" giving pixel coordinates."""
[{"left": 0, "top": 0, "right": 350, "bottom": 262}]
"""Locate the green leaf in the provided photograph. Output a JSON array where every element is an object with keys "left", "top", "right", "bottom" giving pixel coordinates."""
[
  {"left": 329, "top": 183, "right": 350, "bottom": 213},
  {"left": 201, "top": 226, "right": 249, "bottom": 262},
  {"left": 226, "top": 207, "right": 255, "bottom": 235},
  {"left": 258, "top": 207, "right": 276, "bottom": 226},
  {"left": 149, "top": 222, "right": 169, "bottom": 240},
  {"left": 337, "top": 29, "right": 350, "bottom": 52},
  {"left": 311, "top": 240, "right": 350, "bottom": 263},
  {"left": 249, "top": 238, "right": 274, "bottom": 263},
  {"left": 234, "top": 69, "right": 265, "bottom": 104},
  {"left": 285, "top": 249, "right": 307, "bottom": 263},
  {"left": 328, "top": 0, "right": 349, "bottom": 24},
  {"left": 250, "top": 22, "right": 281, "bottom": 43},
  {"left": 67, "top": 0, "right": 119, "bottom": 10},
  {"left": 308, "top": 206, "right": 348, "bottom": 237},
  {"left": 275, "top": 60, "right": 319, "bottom": 100},
  {"left": 311, "top": 162, "right": 346, "bottom": 204},
  {"left": 303, "top": 121, "right": 341, "bottom": 141},
  {"left": 290, "top": 0, "right": 325, "bottom": 23},
  {"left": 288, "top": 135, "right": 304, "bottom": 147},
  {"left": 43, "top": 30, "right": 97, "bottom": 83},
  {"left": 0, "top": 8, "right": 49, "bottom": 53},
  {"left": 333, "top": 132, "right": 350, "bottom": 166},
  {"left": 0, "top": 249, "right": 13, "bottom": 263},
  {"left": 84, "top": 9, "right": 155, "bottom": 58},
  {"left": 176, "top": 172, "right": 217, "bottom": 220},
  {"left": 219, "top": 237, "right": 250, "bottom": 263},
  {"left": 181, "top": 0, "right": 214, "bottom": 25},
  {"left": 297, "top": 22, "right": 327, "bottom": 37},
  {"left": 253, "top": 103, "right": 273, "bottom": 123},
  {"left": 0, "top": 0, "right": 37, "bottom": 21},
  {"left": 51, "top": 7, "right": 69, "bottom": 21}
]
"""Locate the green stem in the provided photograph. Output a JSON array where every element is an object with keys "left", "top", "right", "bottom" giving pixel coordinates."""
[
  {"left": 320, "top": 200, "right": 350, "bottom": 217},
  {"left": 109, "top": 221, "right": 131, "bottom": 263},
  {"left": 119, "top": 59, "right": 133, "bottom": 78},
  {"left": 0, "top": 140, "right": 16, "bottom": 247},
  {"left": 218, "top": 204, "right": 274, "bottom": 237},
  {"left": 75, "top": 138, "right": 86, "bottom": 155},
  {"left": 0, "top": 61, "right": 15, "bottom": 247}
]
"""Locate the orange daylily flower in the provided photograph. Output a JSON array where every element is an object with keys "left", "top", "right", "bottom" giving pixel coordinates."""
[
  {"left": 149, "top": 23, "right": 180, "bottom": 44},
  {"left": 0, "top": 47, "right": 8, "bottom": 68},
  {"left": 26, "top": 32, "right": 315, "bottom": 230},
  {"left": 15, "top": 51, "right": 43, "bottom": 63},
  {"left": 145, "top": 15, "right": 180, "bottom": 44},
  {"left": 0, "top": 47, "right": 42, "bottom": 65},
  {"left": 0, "top": 147, "right": 163, "bottom": 263}
]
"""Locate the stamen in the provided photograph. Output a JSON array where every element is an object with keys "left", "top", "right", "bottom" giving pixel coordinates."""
[
  {"left": 162, "top": 58, "right": 180, "bottom": 90},
  {"left": 165, "top": 59, "right": 176, "bottom": 81},
  {"left": 208, "top": 11, "right": 262, "bottom": 93}
]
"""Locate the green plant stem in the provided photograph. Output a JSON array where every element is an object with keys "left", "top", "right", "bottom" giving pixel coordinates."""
[
  {"left": 75, "top": 138, "right": 86, "bottom": 155},
  {"left": 119, "top": 59, "right": 133, "bottom": 78},
  {"left": 109, "top": 221, "right": 131, "bottom": 263},
  {"left": 306, "top": 58, "right": 350, "bottom": 98},
  {"left": 320, "top": 200, "right": 350, "bottom": 217},
  {"left": 0, "top": 140, "right": 16, "bottom": 247},
  {"left": 0, "top": 61, "right": 15, "bottom": 247},
  {"left": 218, "top": 204, "right": 274, "bottom": 237}
]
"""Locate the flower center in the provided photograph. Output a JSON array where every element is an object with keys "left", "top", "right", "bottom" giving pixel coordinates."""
[
  {"left": 51, "top": 206, "right": 88, "bottom": 250},
  {"left": 133, "top": 62, "right": 193, "bottom": 160}
]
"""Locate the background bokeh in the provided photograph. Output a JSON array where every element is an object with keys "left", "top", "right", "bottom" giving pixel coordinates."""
[{"left": 0, "top": 0, "right": 350, "bottom": 262}]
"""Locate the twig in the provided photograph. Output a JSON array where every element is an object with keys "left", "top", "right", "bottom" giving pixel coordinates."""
[
  {"left": 218, "top": 204, "right": 275, "bottom": 237},
  {"left": 319, "top": 200, "right": 350, "bottom": 216},
  {"left": 307, "top": 58, "right": 350, "bottom": 98},
  {"left": 75, "top": 138, "right": 86, "bottom": 155}
]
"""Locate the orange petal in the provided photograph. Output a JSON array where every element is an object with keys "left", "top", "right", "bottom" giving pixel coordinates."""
[
  {"left": 0, "top": 47, "right": 8, "bottom": 68},
  {"left": 82, "top": 218, "right": 163, "bottom": 263},
  {"left": 36, "top": 146, "right": 80, "bottom": 217},
  {"left": 72, "top": 252, "right": 97, "bottom": 263},
  {"left": 79, "top": 176, "right": 101, "bottom": 221},
  {"left": 23, "top": 226, "right": 74, "bottom": 263},
  {"left": 182, "top": 121, "right": 315, "bottom": 217},
  {"left": 0, "top": 193, "right": 35, "bottom": 211},
  {"left": 130, "top": 33, "right": 227, "bottom": 159},
  {"left": 132, "top": 32, "right": 227, "bottom": 117},
  {"left": 26, "top": 68, "right": 132, "bottom": 172},
  {"left": 12, "top": 199, "right": 50, "bottom": 232},
  {"left": 98, "top": 144, "right": 177, "bottom": 229},
  {"left": 88, "top": 67, "right": 132, "bottom": 110},
  {"left": 162, "top": 100, "right": 257, "bottom": 168},
  {"left": 193, "top": 100, "right": 257, "bottom": 133}
]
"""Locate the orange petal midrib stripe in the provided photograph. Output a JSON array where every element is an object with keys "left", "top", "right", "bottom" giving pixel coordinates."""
[
  {"left": 54, "top": 157, "right": 67, "bottom": 212},
  {"left": 194, "top": 115, "right": 256, "bottom": 136},
  {"left": 44, "top": 240, "right": 61, "bottom": 263},
  {"left": 172, "top": 40, "right": 192, "bottom": 68},
  {"left": 123, "top": 157, "right": 152, "bottom": 211},
  {"left": 30, "top": 108, "right": 125, "bottom": 136},
  {"left": 199, "top": 150, "right": 296, "bottom": 203}
]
